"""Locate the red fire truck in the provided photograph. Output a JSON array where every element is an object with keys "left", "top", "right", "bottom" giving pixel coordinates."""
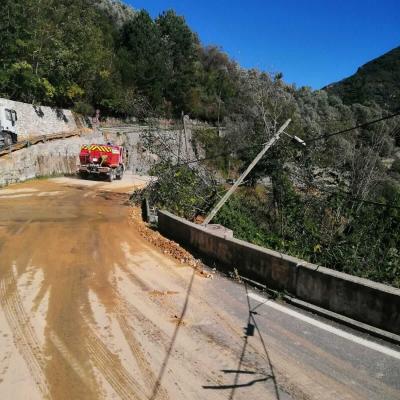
[{"left": 78, "top": 144, "right": 125, "bottom": 182}]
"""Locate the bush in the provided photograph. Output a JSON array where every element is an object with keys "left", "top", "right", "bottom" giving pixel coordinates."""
[
  {"left": 73, "top": 101, "right": 95, "bottom": 116},
  {"left": 139, "top": 162, "right": 218, "bottom": 220},
  {"left": 391, "top": 158, "right": 400, "bottom": 174}
]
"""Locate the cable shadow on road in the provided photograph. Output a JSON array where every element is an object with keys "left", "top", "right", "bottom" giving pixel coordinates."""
[
  {"left": 150, "top": 268, "right": 196, "bottom": 400},
  {"left": 202, "top": 281, "right": 281, "bottom": 400}
]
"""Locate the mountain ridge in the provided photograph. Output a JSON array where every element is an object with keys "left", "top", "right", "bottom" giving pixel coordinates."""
[{"left": 324, "top": 46, "right": 400, "bottom": 111}]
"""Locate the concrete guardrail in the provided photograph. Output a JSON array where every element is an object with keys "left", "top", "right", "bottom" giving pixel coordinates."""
[{"left": 158, "top": 210, "right": 400, "bottom": 335}]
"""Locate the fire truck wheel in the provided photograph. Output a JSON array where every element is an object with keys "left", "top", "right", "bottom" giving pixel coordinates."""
[{"left": 116, "top": 167, "right": 123, "bottom": 180}]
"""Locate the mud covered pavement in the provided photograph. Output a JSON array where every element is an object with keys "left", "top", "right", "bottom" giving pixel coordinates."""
[
  {"left": 0, "top": 176, "right": 289, "bottom": 400},
  {"left": 0, "top": 176, "right": 399, "bottom": 400}
]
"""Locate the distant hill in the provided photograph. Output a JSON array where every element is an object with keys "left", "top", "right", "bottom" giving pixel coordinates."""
[{"left": 324, "top": 46, "right": 400, "bottom": 111}]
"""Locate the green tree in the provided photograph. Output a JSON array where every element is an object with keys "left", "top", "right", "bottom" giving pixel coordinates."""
[
  {"left": 156, "top": 10, "right": 199, "bottom": 114},
  {"left": 119, "top": 10, "right": 167, "bottom": 109}
]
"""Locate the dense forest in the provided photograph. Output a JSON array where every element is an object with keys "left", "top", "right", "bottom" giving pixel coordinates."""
[
  {"left": 1, "top": 0, "right": 400, "bottom": 286},
  {"left": 0, "top": 0, "right": 237, "bottom": 120}
]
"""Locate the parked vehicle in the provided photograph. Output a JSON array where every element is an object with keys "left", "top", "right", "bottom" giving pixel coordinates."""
[
  {"left": 78, "top": 144, "right": 125, "bottom": 181},
  {"left": 0, "top": 105, "right": 18, "bottom": 148}
]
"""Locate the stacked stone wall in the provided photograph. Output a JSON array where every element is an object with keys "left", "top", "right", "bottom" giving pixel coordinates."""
[
  {"left": 0, "top": 97, "right": 78, "bottom": 139},
  {"left": 0, "top": 132, "right": 103, "bottom": 186}
]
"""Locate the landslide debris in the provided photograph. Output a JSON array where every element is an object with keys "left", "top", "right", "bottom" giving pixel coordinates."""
[{"left": 130, "top": 207, "right": 213, "bottom": 278}]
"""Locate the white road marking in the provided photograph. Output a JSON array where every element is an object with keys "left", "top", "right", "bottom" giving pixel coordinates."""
[{"left": 248, "top": 292, "right": 400, "bottom": 361}]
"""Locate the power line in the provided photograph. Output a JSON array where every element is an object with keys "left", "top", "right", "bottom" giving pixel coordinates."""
[
  {"left": 148, "top": 110, "right": 400, "bottom": 170},
  {"left": 175, "top": 111, "right": 400, "bottom": 166},
  {"left": 177, "top": 142, "right": 264, "bottom": 166},
  {"left": 305, "top": 111, "right": 400, "bottom": 144}
]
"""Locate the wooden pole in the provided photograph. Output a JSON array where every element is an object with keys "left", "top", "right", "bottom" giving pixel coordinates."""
[{"left": 203, "top": 119, "right": 291, "bottom": 226}]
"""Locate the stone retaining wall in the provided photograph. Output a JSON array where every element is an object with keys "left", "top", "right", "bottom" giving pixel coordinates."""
[
  {"left": 100, "top": 123, "right": 204, "bottom": 174},
  {"left": 0, "top": 97, "right": 78, "bottom": 139},
  {"left": 0, "top": 131, "right": 103, "bottom": 186}
]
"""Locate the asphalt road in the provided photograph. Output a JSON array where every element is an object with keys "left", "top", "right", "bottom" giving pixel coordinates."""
[{"left": 0, "top": 176, "right": 399, "bottom": 400}]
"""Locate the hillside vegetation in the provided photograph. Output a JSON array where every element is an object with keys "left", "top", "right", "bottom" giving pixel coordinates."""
[
  {"left": 144, "top": 69, "right": 400, "bottom": 287},
  {"left": 1, "top": 0, "right": 400, "bottom": 286},
  {"left": 0, "top": 0, "right": 237, "bottom": 120}
]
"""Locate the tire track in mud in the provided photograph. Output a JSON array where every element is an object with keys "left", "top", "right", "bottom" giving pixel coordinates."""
[
  {"left": 116, "top": 308, "right": 170, "bottom": 400},
  {"left": 118, "top": 263, "right": 152, "bottom": 292},
  {"left": 6, "top": 219, "right": 33, "bottom": 236},
  {"left": 123, "top": 300, "right": 170, "bottom": 349},
  {"left": 0, "top": 267, "right": 50, "bottom": 398},
  {"left": 48, "top": 331, "right": 99, "bottom": 397},
  {"left": 87, "top": 274, "right": 170, "bottom": 400},
  {"left": 85, "top": 323, "right": 149, "bottom": 400},
  {"left": 113, "top": 263, "right": 171, "bottom": 398},
  {"left": 0, "top": 349, "right": 12, "bottom": 381},
  {"left": 117, "top": 269, "right": 223, "bottom": 397}
]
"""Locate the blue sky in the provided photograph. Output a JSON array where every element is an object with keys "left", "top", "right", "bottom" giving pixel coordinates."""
[{"left": 126, "top": 1, "right": 400, "bottom": 89}]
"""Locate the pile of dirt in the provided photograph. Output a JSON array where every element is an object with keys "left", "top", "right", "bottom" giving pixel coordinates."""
[{"left": 130, "top": 207, "right": 213, "bottom": 278}]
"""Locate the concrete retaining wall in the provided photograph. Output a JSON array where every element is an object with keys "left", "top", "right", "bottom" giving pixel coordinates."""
[
  {"left": 0, "top": 97, "right": 78, "bottom": 139},
  {"left": 158, "top": 210, "right": 400, "bottom": 335}
]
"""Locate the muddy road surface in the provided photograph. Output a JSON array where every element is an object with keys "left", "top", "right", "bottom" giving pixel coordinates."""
[{"left": 0, "top": 176, "right": 399, "bottom": 400}]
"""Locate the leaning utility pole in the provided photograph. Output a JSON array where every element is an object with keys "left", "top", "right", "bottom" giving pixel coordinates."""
[{"left": 203, "top": 119, "right": 291, "bottom": 226}]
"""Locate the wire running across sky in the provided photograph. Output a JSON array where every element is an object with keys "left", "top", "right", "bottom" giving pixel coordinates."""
[
  {"left": 305, "top": 110, "right": 400, "bottom": 143},
  {"left": 174, "top": 110, "right": 400, "bottom": 167}
]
